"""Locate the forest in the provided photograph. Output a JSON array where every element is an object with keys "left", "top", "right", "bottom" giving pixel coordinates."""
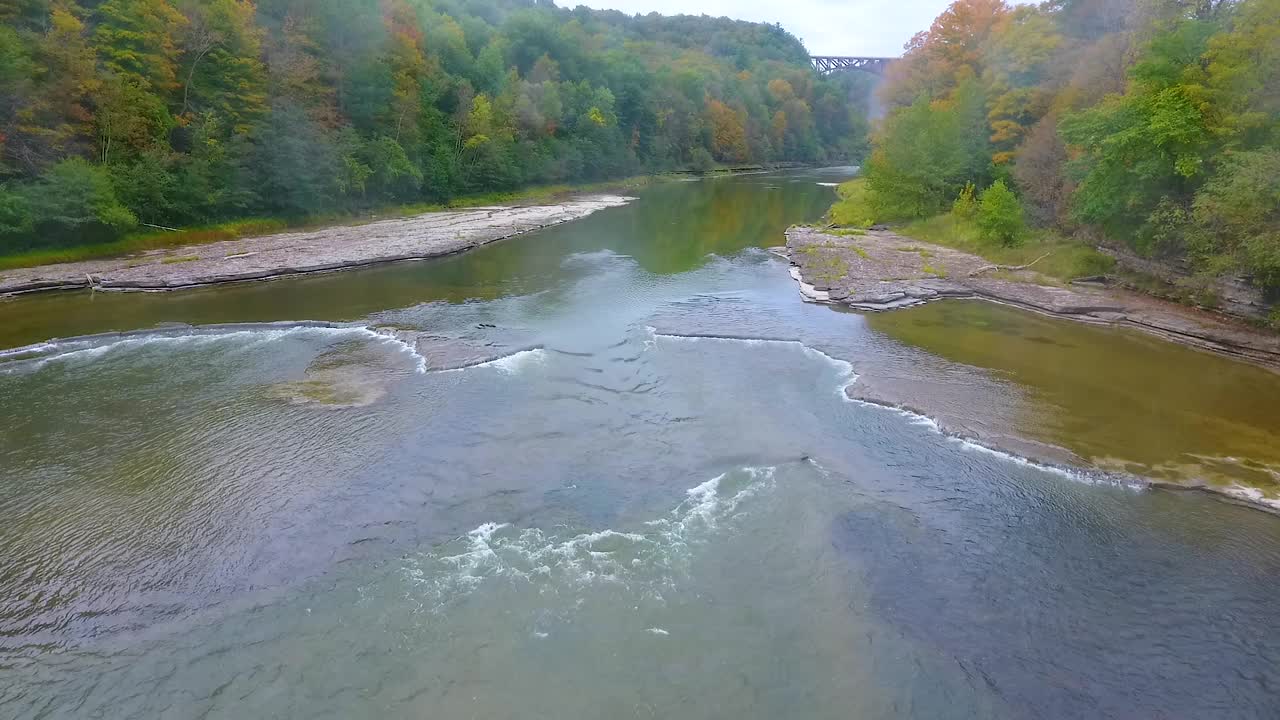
[
  {"left": 842, "top": 0, "right": 1280, "bottom": 303},
  {"left": 0, "top": 0, "right": 871, "bottom": 254}
]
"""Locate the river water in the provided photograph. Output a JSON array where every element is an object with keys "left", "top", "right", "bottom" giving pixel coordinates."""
[{"left": 2, "top": 170, "right": 1279, "bottom": 719}]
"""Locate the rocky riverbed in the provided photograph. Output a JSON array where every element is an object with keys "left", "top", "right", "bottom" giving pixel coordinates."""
[
  {"left": 782, "top": 225, "right": 1280, "bottom": 369},
  {"left": 0, "top": 195, "right": 634, "bottom": 296},
  {"left": 783, "top": 225, "right": 1280, "bottom": 513}
]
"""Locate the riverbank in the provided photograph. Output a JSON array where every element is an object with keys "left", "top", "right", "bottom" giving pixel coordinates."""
[
  {"left": 0, "top": 195, "right": 634, "bottom": 296},
  {"left": 781, "top": 224, "right": 1280, "bottom": 513},
  {"left": 783, "top": 225, "right": 1280, "bottom": 369}
]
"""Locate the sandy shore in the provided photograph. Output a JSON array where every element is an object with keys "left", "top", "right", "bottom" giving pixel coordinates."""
[
  {"left": 0, "top": 194, "right": 634, "bottom": 296},
  {"left": 783, "top": 225, "right": 1280, "bottom": 369}
]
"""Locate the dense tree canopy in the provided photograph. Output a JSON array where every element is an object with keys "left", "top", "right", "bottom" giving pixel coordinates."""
[
  {"left": 856, "top": 0, "right": 1280, "bottom": 294},
  {"left": 0, "top": 0, "right": 873, "bottom": 253}
]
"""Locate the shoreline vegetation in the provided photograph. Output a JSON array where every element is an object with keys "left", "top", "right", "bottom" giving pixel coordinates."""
[
  {"left": 0, "top": 164, "right": 809, "bottom": 294},
  {"left": 829, "top": 177, "right": 1280, "bottom": 335},
  {"left": 1, "top": 1, "right": 872, "bottom": 263},
  {"left": 0, "top": 174, "right": 659, "bottom": 274},
  {"left": 0, "top": 191, "right": 637, "bottom": 296},
  {"left": 782, "top": 220, "right": 1280, "bottom": 369},
  {"left": 842, "top": 0, "right": 1280, "bottom": 329},
  {"left": 831, "top": 178, "right": 1119, "bottom": 282}
]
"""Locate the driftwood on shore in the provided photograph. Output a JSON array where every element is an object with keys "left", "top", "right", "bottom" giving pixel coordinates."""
[{"left": 967, "top": 251, "right": 1054, "bottom": 277}]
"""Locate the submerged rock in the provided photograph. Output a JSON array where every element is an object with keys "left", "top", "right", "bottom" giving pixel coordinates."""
[{"left": 267, "top": 343, "right": 392, "bottom": 409}]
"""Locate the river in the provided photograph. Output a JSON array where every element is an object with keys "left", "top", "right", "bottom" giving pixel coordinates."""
[{"left": 2, "top": 170, "right": 1278, "bottom": 718}]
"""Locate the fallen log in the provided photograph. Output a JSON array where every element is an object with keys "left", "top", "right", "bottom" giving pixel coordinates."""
[{"left": 968, "top": 251, "right": 1054, "bottom": 277}]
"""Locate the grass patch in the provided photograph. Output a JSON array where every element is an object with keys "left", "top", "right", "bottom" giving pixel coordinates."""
[
  {"left": 160, "top": 254, "right": 201, "bottom": 264},
  {"left": 826, "top": 178, "right": 1114, "bottom": 283},
  {"left": 828, "top": 227, "right": 867, "bottom": 237},
  {"left": 922, "top": 263, "right": 947, "bottom": 278},
  {"left": 0, "top": 175, "right": 661, "bottom": 272},
  {"left": 851, "top": 245, "right": 869, "bottom": 259},
  {"left": 803, "top": 250, "right": 851, "bottom": 284},
  {"left": 0, "top": 218, "right": 288, "bottom": 272},
  {"left": 829, "top": 178, "right": 877, "bottom": 227},
  {"left": 1111, "top": 268, "right": 1233, "bottom": 310},
  {"left": 900, "top": 213, "right": 1115, "bottom": 282}
]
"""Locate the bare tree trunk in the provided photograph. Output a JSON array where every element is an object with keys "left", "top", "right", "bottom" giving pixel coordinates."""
[{"left": 182, "top": 43, "right": 216, "bottom": 117}]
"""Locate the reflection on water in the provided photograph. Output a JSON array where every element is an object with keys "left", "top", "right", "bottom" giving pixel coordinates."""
[
  {"left": 0, "top": 174, "right": 830, "bottom": 350},
  {"left": 867, "top": 301, "right": 1280, "bottom": 497},
  {"left": 2, "top": 170, "right": 1279, "bottom": 719}
]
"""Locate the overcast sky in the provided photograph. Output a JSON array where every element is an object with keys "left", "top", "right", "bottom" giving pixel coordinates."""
[{"left": 572, "top": 0, "right": 955, "bottom": 57}]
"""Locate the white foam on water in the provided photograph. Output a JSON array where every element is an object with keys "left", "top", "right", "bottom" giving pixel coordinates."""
[
  {"left": 403, "top": 467, "right": 776, "bottom": 611},
  {"left": 438, "top": 348, "right": 548, "bottom": 375},
  {"left": 0, "top": 342, "right": 58, "bottom": 360},
  {"left": 362, "top": 328, "right": 429, "bottom": 374},
  {"left": 0, "top": 323, "right": 430, "bottom": 375},
  {"left": 17, "top": 328, "right": 315, "bottom": 368},
  {"left": 844, "top": 396, "right": 1140, "bottom": 489},
  {"left": 645, "top": 628, "right": 670, "bottom": 636},
  {"left": 642, "top": 325, "right": 659, "bottom": 352},
  {"left": 816, "top": 182, "right": 841, "bottom": 187},
  {"left": 650, "top": 331, "right": 859, "bottom": 399},
  {"left": 846, "top": 398, "right": 942, "bottom": 432},
  {"left": 953, "top": 437, "right": 1086, "bottom": 482},
  {"left": 645, "top": 329, "right": 1133, "bottom": 491},
  {"left": 1218, "top": 484, "right": 1280, "bottom": 512}
]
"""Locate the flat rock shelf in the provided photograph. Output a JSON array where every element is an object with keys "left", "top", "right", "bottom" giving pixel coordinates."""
[
  {"left": 782, "top": 225, "right": 1280, "bottom": 370},
  {"left": 0, "top": 194, "right": 635, "bottom": 296}
]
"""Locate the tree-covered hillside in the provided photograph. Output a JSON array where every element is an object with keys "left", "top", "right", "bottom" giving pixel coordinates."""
[
  {"left": 0, "top": 0, "right": 872, "bottom": 253},
  {"left": 841, "top": 0, "right": 1280, "bottom": 306}
]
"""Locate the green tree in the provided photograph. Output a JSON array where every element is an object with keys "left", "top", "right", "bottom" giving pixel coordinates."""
[
  {"left": 253, "top": 102, "right": 339, "bottom": 216},
  {"left": 689, "top": 146, "right": 715, "bottom": 172},
  {"left": 178, "top": 0, "right": 267, "bottom": 134},
  {"left": 0, "top": 25, "right": 33, "bottom": 171},
  {"left": 861, "top": 79, "right": 991, "bottom": 219},
  {"left": 1058, "top": 18, "right": 1219, "bottom": 241},
  {"left": 94, "top": 0, "right": 187, "bottom": 94},
  {"left": 0, "top": 183, "right": 33, "bottom": 240},
  {"left": 1203, "top": 0, "right": 1280, "bottom": 148},
  {"left": 8, "top": 4, "right": 99, "bottom": 173},
  {"left": 0, "top": 0, "right": 872, "bottom": 254},
  {"left": 976, "top": 178, "right": 1026, "bottom": 246},
  {"left": 1191, "top": 149, "right": 1280, "bottom": 288},
  {"left": 23, "top": 158, "right": 136, "bottom": 246},
  {"left": 953, "top": 182, "right": 978, "bottom": 218}
]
